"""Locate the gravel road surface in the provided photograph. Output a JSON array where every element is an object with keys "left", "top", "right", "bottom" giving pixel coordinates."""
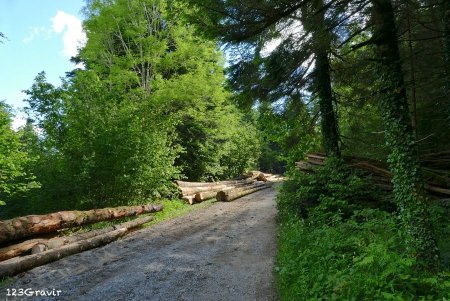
[{"left": 4, "top": 188, "right": 278, "bottom": 301}]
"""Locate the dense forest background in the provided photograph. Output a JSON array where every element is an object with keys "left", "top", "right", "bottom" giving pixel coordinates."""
[
  {"left": 1, "top": 0, "right": 262, "bottom": 216},
  {"left": 0, "top": 0, "right": 449, "bottom": 297}
]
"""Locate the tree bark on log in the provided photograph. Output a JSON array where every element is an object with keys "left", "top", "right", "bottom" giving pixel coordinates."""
[
  {"left": 216, "top": 185, "right": 271, "bottom": 202},
  {"left": 176, "top": 181, "right": 224, "bottom": 188},
  {"left": 0, "top": 216, "right": 154, "bottom": 261},
  {"left": 0, "top": 239, "right": 47, "bottom": 262},
  {"left": 194, "top": 181, "right": 270, "bottom": 203},
  {"left": 177, "top": 179, "right": 255, "bottom": 188},
  {"left": 31, "top": 216, "right": 153, "bottom": 254},
  {"left": 0, "top": 228, "right": 128, "bottom": 278},
  {"left": 179, "top": 185, "right": 228, "bottom": 197},
  {"left": 194, "top": 188, "right": 234, "bottom": 203},
  {"left": 0, "top": 204, "right": 163, "bottom": 245}
]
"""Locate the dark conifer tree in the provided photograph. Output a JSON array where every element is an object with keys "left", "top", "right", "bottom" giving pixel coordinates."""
[{"left": 371, "top": 0, "right": 439, "bottom": 269}]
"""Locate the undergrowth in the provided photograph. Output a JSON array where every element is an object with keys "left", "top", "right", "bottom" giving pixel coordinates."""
[{"left": 276, "top": 158, "right": 450, "bottom": 300}]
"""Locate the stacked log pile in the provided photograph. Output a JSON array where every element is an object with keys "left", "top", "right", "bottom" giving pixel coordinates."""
[
  {"left": 296, "top": 153, "right": 450, "bottom": 197},
  {"left": 177, "top": 173, "right": 283, "bottom": 205},
  {"left": 0, "top": 204, "right": 163, "bottom": 277},
  {"left": 0, "top": 204, "right": 163, "bottom": 245},
  {"left": 216, "top": 182, "right": 272, "bottom": 202}
]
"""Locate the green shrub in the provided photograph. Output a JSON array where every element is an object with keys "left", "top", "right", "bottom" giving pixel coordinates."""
[
  {"left": 277, "top": 158, "right": 391, "bottom": 221},
  {"left": 276, "top": 160, "right": 450, "bottom": 300}
]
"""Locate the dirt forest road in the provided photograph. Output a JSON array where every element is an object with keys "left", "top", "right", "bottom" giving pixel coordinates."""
[{"left": 4, "top": 188, "right": 278, "bottom": 301}]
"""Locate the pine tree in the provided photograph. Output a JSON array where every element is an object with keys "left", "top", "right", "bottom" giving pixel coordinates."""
[{"left": 187, "top": 0, "right": 341, "bottom": 157}]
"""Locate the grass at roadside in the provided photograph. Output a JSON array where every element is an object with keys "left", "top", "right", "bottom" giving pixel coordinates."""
[
  {"left": 275, "top": 161, "right": 450, "bottom": 300},
  {"left": 144, "top": 198, "right": 215, "bottom": 226},
  {"left": 63, "top": 197, "right": 216, "bottom": 234}
]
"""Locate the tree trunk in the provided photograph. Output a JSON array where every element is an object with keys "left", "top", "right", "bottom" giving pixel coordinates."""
[
  {"left": 308, "top": 0, "right": 341, "bottom": 157},
  {"left": 442, "top": 0, "right": 450, "bottom": 113},
  {"left": 0, "top": 228, "right": 128, "bottom": 278},
  {"left": 405, "top": 1, "right": 418, "bottom": 142},
  {"left": 371, "top": 0, "right": 439, "bottom": 269},
  {"left": 0, "top": 204, "right": 163, "bottom": 245}
]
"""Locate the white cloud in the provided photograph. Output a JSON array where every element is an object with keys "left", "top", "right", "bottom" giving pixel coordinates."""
[
  {"left": 22, "top": 26, "right": 52, "bottom": 43},
  {"left": 51, "top": 11, "right": 87, "bottom": 58},
  {"left": 11, "top": 115, "right": 26, "bottom": 131}
]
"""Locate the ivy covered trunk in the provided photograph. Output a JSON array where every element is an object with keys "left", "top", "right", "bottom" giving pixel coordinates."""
[
  {"left": 372, "top": 0, "right": 439, "bottom": 269},
  {"left": 310, "top": 0, "right": 341, "bottom": 157}
]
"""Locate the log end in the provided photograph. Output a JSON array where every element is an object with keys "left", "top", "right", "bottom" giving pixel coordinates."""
[
  {"left": 31, "top": 243, "right": 48, "bottom": 254},
  {"left": 216, "top": 191, "right": 228, "bottom": 202},
  {"left": 182, "top": 196, "right": 195, "bottom": 205}
]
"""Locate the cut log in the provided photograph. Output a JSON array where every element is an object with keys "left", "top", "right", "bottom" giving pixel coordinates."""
[
  {"left": 297, "top": 153, "right": 450, "bottom": 197},
  {"left": 0, "top": 228, "right": 128, "bottom": 278},
  {"left": 178, "top": 180, "right": 258, "bottom": 196},
  {"left": 0, "top": 216, "right": 154, "bottom": 261},
  {"left": 31, "top": 216, "right": 153, "bottom": 254},
  {"left": 180, "top": 185, "right": 228, "bottom": 196},
  {"left": 0, "top": 204, "right": 163, "bottom": 245},
  {"left": 194, "top": 187, "right": 235, "bottom": 203},
  {"left": 0, "top": 239, "right": 46, "bottom": 262},
  {"left": 192, "top": 182, "right": 267, "bottom": 204},
  {"left": 194, "top": 191, "right": 218, "bottom": 203},
  {"left": 182, "top": 195, "right": 195, "bottom": 205},
  {"left": 349, "top": 162, "right": 392, "bottom": 178},
  {"left": 176, "top": 181, "right": 224, "bottom": 188},
  {"left": 425, "top": 185, "right": 450, "bottom": 196},
  {"left": 306, "top": 154, "right": 326, "bottom": 162},
  {"left": 216, "top": 185, "right": 271, "bottom": 202},
  {"left": 243, "top": 171, "right": 261, "bottom": 179},
  {"left": 220, "top": 179, "right": 255, "bottom": 185},
  {"left": 256, "top": 173, "right": 268, "bottom": 182}
]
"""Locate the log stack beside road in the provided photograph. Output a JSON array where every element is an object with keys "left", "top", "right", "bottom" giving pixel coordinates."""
[
  {"left": 296, "top": 153, "right": 450, "bottom": 197},
  {"left": 0, "top": 204, "right": 163, "bottom": 277},
  {"left": 176, "top": 172, "right": 283, "bottom": 205}
]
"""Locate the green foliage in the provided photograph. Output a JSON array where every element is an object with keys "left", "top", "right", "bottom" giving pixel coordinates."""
[
  {"left": 20, "top": 71, "right": 180, "bottom": 213},
  {"left": 278, "top": 158, "right": 391, "bottom": 221},
  {"left": 257, "top": 100, "right": 320, "bottom": 173},
  {"left": 276, "top": 166, "right": 450, "bottom": 300},
  {"left": 277, "top": 213, "right": 450, "bottom": 300},
  {"left": 80, "top": 0, "right": 260, "bottom": 182},
  {"left": 1, "top": 0, "right": 259, "bottom": 217},
  {"left": 0, "top": 102, "right": 39, "bottom": 206}
]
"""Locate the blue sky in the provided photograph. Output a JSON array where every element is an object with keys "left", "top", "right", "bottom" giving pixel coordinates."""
[{"left": 0, "top": 0, "right": 86, "bottom": 126}]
